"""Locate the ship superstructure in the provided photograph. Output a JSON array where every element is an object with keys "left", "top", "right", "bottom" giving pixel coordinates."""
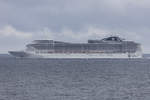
[{"left": 9, "top": 36, "right": 142, "bottom": 58}]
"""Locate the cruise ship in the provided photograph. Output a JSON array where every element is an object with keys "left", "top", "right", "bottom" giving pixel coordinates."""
[{"left": 8, "top": 36, "right": 143, "bottom": 58}]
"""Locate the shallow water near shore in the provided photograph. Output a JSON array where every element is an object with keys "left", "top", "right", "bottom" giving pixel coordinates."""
[{"left": 0, "top": 57, "right": 150, "bottom": 100}]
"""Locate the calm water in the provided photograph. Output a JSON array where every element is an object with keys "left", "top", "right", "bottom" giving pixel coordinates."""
[{"left": 0, "top": 57, "right": 150, "bottom": 100}]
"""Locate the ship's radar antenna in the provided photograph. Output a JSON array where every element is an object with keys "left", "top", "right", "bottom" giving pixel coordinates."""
[{"left": 109, "top": 33, "right": 126, "bottom": 41}]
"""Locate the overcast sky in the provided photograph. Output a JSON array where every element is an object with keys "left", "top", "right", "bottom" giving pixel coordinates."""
[{"left": 0, "top": 0, "right": 150, "bottom": 53}]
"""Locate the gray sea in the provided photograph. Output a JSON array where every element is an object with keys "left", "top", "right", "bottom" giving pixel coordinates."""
[{"left": 1, "top": 55, "right": 150, "bottom": 100}]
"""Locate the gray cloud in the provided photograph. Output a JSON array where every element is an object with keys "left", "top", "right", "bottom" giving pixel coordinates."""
[{"left": 0, "top": 0, "right": 150, "bottom": 53}]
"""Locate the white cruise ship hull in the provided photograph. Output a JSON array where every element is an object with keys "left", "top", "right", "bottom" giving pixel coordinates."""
[
  {"left": 33, "top": 53, "right": 142, "bottom": 58},
  {"left": 9, "top": 51, "right": 142, "bottom": 58},
  {"left": 8, "top": 36, "right": 143, "bottom": 59}
]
